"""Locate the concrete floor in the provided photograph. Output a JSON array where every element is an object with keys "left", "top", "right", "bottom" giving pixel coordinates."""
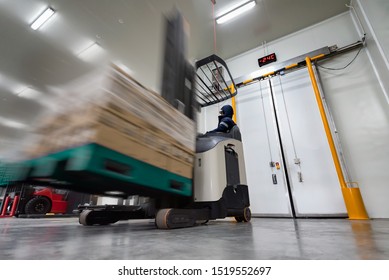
[{"left": 0, "top": 217, "right": 388, "bottom": 260}]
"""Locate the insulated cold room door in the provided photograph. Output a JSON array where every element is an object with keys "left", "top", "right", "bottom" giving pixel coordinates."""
[
  {"left": 236, "top": 68, "right": 347, "bottom": 217},
  {"left": 269, "top": 68, "right": 347, "bottom": 216},
  {"left": 236, "top": 81, "right": 293, "bottom": 217}
]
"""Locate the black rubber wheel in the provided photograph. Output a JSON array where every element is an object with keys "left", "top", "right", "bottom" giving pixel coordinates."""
[
  {"left": 242, "top": 207, "right": 251, "bottom": 222},
  {"left": 79, "top": 209, "right": 119, "bottom": 226},
  {"left": 24, "top": 196, "right": 52, "bottom": 215},
  {"left": 235, "top": 207, "right": 251, "bottom": 223}
]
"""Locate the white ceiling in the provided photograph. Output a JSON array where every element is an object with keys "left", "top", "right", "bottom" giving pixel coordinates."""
[{"left": 0, "top": 0, "right": 349, "bottom": 158}]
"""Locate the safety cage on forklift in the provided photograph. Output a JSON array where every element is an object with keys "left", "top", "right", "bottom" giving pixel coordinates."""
[{"left": 194, "top": 54, "right": 237, "bottom": 108}]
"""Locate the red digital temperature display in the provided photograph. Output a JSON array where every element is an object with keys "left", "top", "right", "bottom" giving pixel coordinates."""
[{"left": 258, "top": 53, "right": 277, "bottom": 67}]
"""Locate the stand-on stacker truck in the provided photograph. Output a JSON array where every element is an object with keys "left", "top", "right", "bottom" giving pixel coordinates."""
[{"left": 0, "top": 11, "right": 251, "bottom": 229}]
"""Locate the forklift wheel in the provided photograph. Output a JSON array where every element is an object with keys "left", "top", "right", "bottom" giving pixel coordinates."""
[
  {"left": 235, "top": 207, "right": 251, "bottom": 223},
  {"left": 155, "top": 208, "right": 172, "bottom": 229},
  {"left": 79, "top": 209, "right": 119, "bottom": 226},
  {"left": 79, "top": 210, "right": 93, "bottom": 226},
  {"left": 25, "top": 196, "right": 52, "bottom": 215}
]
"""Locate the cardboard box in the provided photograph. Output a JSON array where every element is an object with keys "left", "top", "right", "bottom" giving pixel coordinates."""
[{"left": 26, "top": 64, "right": 196, "bottom": 179}]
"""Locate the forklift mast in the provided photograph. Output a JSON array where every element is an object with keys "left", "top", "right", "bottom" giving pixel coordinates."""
[
  {"left": 160, "top": 10, "right": 237, "bottom": 118},
  {"left": 160, "top": 10, "right": 196, "bottom": 120}
]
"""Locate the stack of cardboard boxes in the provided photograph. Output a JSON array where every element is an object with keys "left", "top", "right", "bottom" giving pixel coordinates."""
[{"left": 26, "top": 64, "right": 196, "bottom": 179}]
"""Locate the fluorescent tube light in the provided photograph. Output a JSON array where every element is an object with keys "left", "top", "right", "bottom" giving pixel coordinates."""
[
  {"left": 216, "top": 0, "right": 256, "bottom": 24},
  {"left": 31, "top": 7, "right": 55, "bottom": 30}
]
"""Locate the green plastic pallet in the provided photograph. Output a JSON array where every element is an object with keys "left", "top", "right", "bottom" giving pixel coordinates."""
[
  {"left": 0, "top": 161, "right": 17, "bottom": 187},
  {"left": 2, "top": 143, "right": 193, "bottom": 197}
]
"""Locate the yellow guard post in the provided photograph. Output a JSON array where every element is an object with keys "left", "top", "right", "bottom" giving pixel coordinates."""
[
  {"left": 305, "top": 56, "right": 369, "bottom": 220},
  {"left": 229, "top": 83, "right": 237, "bottom": 123}
]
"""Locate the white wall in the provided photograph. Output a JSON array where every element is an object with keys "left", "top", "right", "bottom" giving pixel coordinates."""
[
  {"left": 199, "top": 11, "right": 389, "bottom": 218},
  {"left": 352, "top": 0, "right": 389, "bottom": 102},
  {"left": 354, "top": 0, "right": 389, "bottom": 64}
]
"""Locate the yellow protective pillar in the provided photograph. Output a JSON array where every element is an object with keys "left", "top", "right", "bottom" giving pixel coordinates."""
[
  {"left": 229, "top": 83, "right": 237, "bottom": 123},
  {"left": 305, "top": 56, "right": 368, "bottom": 220},
  {"left": 231, "top": 96, "right": 237, "bottom": 123}
]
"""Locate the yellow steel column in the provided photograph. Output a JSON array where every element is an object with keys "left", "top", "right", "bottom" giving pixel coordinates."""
[
  {"left": 229, "top": 83, "right": 237, "bottom": 123},
  {"left": 305, "top": 56, "right": 369, "bottom": 220},
  {"left": 231, "top": 96, "right": 237, "bottom": 123}
]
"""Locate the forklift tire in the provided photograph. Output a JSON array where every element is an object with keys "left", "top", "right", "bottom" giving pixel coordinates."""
[
  {"left": 24, "top": 196, "right": 52, "bottom": 215},
  {"left": 79, "top": 210, "right": 93, "bottom": 226},
  {"left": 155, "top": 208, "right": 172, "bottom": 229},
  {"left": 79, "top": 209, "right": 119, "bottom": 226},
  {"left": 155, "top": 208, "right": 197, "bottom": 229},
  {"left": 235, "top": 207, "right": 251, "bottom": 223}
]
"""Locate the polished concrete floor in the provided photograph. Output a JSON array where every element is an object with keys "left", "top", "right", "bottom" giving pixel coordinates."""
[{"left": 0, "top": 217, "right": 388, "bottom": 260}]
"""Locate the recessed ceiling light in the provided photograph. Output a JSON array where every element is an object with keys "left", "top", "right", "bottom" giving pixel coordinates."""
[
  {"left": 0, "top": 116, "right": 26, "bottom": 129},
  {"left": 30, "top": 7, "right": 55, "bottom": 30},
  {"left": 216, "top": 0, "right": 256, "bottom": 25},
  {"left": 104, "top": 191, "right": 126, "bottom": 196},
  {"left": 17, "top": 87, "right": 41, "bottom": 99},
  {"left": 113, "top": 61, "right": 134, "bottom": 75},
  {"left": 78, "top": 42, "right": 105, "bottom": 62}
]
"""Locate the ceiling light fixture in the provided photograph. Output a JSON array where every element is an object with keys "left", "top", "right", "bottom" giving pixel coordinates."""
[
  {"left": 216, "top": 0, "right": 256, "bottom": 25},
  {"left": 113, "top": 61, "right": 134, "bottom": 75},
  {"left": 78, "top": 42, "right": 105, "bottom": 62},
  {"left": 30, "top": 7, "right": 55, "bottom": 30},
  {"left": 0, "top": 116, "right": 26, "bottom": 129},
  {"left": 17, "top": 87, "right": 41, "bottom": 99}
]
